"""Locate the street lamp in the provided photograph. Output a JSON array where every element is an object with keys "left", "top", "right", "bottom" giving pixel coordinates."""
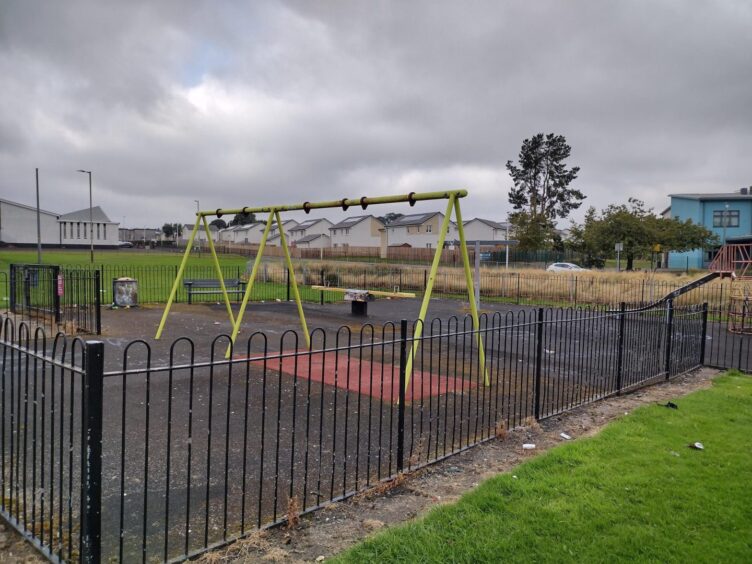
[{"left": 77, "top": 169, "right": 94, "bottom": 263}]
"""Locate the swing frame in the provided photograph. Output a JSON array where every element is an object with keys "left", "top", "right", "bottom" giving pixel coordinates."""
[{"left": 155, "top": 190, "right": 488, "bottom": 386}]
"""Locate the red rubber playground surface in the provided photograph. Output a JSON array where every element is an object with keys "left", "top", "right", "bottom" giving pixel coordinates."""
[{"left": 235, "top": 350, "right": 476, "bottom": 402}]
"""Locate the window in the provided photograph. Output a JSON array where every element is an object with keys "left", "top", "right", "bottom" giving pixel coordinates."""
[
  {"left": 426, "top": 224, "right": 432, "bottom": 233},
  {"left": 713, "top": 209, "right": 740, "bottom": 228},
  {"left": 103, "top": 224, "right": 107, "bottom": 239},
  {"left": 62, "top": 222, "right": 67, "bottom": 238},
  {"left": 426, "top": 243, "right": 432, "bottom": 249},
  {"left": 345, "top": 228, "right": 350, "bottom": 234},
  {"left": 77, "top": 223, "right": 81, "bottom": 239},
  {"left": 97, "top": 223, "right": 101, "bottom": 240}
]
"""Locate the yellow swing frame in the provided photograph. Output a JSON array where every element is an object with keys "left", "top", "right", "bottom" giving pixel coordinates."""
[{"left": 155, "top": 190, "right": 488, "bottom": 386}]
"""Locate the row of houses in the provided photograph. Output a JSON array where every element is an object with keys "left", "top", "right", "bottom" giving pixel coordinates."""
[{"left": 184, "top": 214, "right": 512, "bottom": 250}]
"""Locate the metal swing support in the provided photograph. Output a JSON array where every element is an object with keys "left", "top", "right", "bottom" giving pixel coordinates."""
[{"left": 154, "top": 190, "right": 488, "bottom": 385}]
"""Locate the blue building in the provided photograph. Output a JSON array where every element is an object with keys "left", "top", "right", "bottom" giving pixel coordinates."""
[{"left": 666, "top": 188, "right": 752, "bottom": 270}]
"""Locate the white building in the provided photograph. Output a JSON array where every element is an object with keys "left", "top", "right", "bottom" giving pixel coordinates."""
[
  {"left": 461, "top": 218, "right": 511, "bottom": 242},
  {"left": 384, "top": 212, "right": 457, "bottom": 248},
  {"left": 0, "top": 198, "right": 60, "bottom": 246},
  {"left": 289, "top": 218, "right": 333, "bottom": 243},
  {"left": 265, "top": 219, "right": 299, "bottom": 247},
  {"left": 0, "top": 199, "right": 121, "bottom": 248},
  {"left": 180, "top": 222, "right": 219, "bottom": 243},
  {"left": 329, "top": 215, "right": 384, "bottom": 248},
  {"left": 294, "top": 233, "right": 331, "bottom": 249}
]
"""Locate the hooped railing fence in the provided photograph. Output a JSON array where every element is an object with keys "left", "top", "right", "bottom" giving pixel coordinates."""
[{"left": 0, "top": 300, "right": 748, "bottom": 562}]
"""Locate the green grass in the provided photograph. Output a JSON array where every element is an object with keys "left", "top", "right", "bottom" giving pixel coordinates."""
[
  {"left": 337, "top": 372, "right": 752, "bottom": 563},
  {"left": 0, "top": 248, "right": 250, "bottom": 272}
]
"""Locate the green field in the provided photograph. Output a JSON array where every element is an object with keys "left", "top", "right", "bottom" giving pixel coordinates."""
[
  {"left": 337, "top": 372, "right": 752, "bottom": 563},
  {"left": 0, "top": 248, "right": 250, "bottom": 273}
]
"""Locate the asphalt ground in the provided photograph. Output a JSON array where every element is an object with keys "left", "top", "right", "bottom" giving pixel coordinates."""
[{"left": 1, "top": 297, "right": 747, "bottom": 561}]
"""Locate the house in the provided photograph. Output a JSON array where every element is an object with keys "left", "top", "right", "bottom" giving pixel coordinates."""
[
  {"left": 119, "top": 227, "right": 162, "bottom": 244},
  {"left": 666, "top": 188, "right": 752, "bottom": 269},
  {"left": 0, "top": 198, "right": 60, "bottom": 246},
  {"left": 294, "top": 233, "right": 331, "bottom": 249},
  {"left": 180, "top": 222, "right": 219, "bottom": 243},
  {"left": 383, "top": 212, "right": 457, "bottom": 248},
  {"left": 289, "top": 219, "right": 333, "bottom": 244},
  {"left": 218, "top": 224, "right": 245, "bottom": 242},
  {"left": 461, "top": 218, "right": 511, "bottom": 242},
  {"left": 264, "top": 219, "right": 299, "bottom": 247},
  {"left": 329, "top": 215, "right": 384, "bottom": 248}
]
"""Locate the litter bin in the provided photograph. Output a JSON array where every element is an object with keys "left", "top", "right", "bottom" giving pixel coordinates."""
[{"left": 112, "top": 277, "right": 138, "bottom": 307}]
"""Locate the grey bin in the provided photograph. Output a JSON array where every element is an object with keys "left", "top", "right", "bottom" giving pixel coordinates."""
[{"left": 112, "top": 277, "right": 138, "bottom": 307}]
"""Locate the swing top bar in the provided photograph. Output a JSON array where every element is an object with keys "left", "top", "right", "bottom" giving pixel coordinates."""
[{"left": 198, "top": 189, "right": 468, "bottom": 217}]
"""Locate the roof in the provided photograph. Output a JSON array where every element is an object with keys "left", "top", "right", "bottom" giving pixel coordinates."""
[
  {"left": 329, "top": 215, "right": 383, "bottom": 229},
  {"left": 289, "top": 218, "right": 331, "bottom": 231},
  {"left": 184, "top": 223, "right": 218, "bottom": 231},
  {"left": 465, "top": 218, "right": 510, "bottom": 230},
  {"left": 58, "top": 206, "right": 113, "bottom": 222},
  {"left": 388, "top": 212, "right": 441, "bottom": 227},
  {"left": 296, "top": 233, "right": 329, "bottom": 243},
  {"left": 670, "top": 192, "right": 752, "bottom": 201},
  {"left": 0, "top": 197, "right": 59, "bottom": 217}
]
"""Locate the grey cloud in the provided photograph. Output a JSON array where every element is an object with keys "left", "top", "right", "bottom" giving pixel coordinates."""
[{"left": 1, "top": 0, "right": 751, "bottom": 226}]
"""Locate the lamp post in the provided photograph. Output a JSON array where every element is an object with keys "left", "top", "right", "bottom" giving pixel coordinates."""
[
  {"left": 722, "top": 203, "right": 730, "bottom": 244},
  {"left": 77, "top": 169, "right": 94, "bottom": 263}
]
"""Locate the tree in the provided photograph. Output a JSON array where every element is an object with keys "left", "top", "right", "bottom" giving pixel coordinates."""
[
  {"left": 230, "top": 211, "right": 256, "bottom": 226},
  {"left": 161, "top": 223, "right": 183, "bottom": 243},
  {"left": 506, "top": 133, "right": 583, "bottom": 250},
  {"left": 210, "top": 218, "right": 227, "bottom": 229},
  {"left": 567, "top": 199, "right": 718, "bottom": 270},
  {"left": 380, "top": 212, "right": 404, "bottom": 224}
]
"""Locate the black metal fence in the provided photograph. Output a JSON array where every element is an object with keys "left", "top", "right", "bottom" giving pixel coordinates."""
[
  {"left": 2, "top": 298, "right": 735, "bottom": 562},
  {"left": 7, "top": 265, "right": 101, "bottom": 336},
  {"left": 42, "top": 263, "right": 733, "bottom": 311}
]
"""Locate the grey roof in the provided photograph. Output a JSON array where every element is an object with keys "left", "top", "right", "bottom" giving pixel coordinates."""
[
  {"left": 388, "top": 212, "right": 441, "bottom": 227},
  {"left": 465, "top": 218, "right": 510, "bottom": 230},
  {"left": 296, "top": 233, "right": 329, "bottom": 243},
  {"left": 329, "top": 215, "right": 383, "bottom": 229},
  {"left": 184, "top": 223, "right": 218, "bottom": 231},
  {"left": 58, "top": 206, "right": 113, "bottom": 222},
  {"left": 289, "top": 218, "right": 331, "bottom": 231},
  {"left": 670, "top": 192, "right": 752, "bottom": 201},
  {"left": 0, "top": 197, "right": 59, "bottom": 217}
]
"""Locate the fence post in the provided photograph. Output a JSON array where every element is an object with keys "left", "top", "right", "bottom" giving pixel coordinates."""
[
  {"left": 699, "top": 302, "right": 708, "bottom": 366},
  {"left": 397, "top": 319, "right": 408, "bottom": 473},
  {"left": 516, "top": 273, "right": 521, "bottom": 305},
  {"left": 320, "top": 269, "right": 324, "bottom": 305},
  {"left": 53, "top": 265, "right": 61, "bottom": 324},
  {"left": 94, "top": 270, "right": 102, "bottom": 335},
  {"left": 286, "top": 268, "right": 291, "bottom": 302},
  {"left": 616, "top": 302, "right": 626, "bottom": 394},
  {"left": 423, "top": 269, "right": 428, "bottom": 292},
  {"left": 574, "top": 276, "right": 578, "bottom": 308},
  {"left": 664, "top": 299, "right": 674, "bottom": 380},
  {"left": 534, "top": 308, "right": 544, "bottom": 420},
  {"left": 80, "top": 341, "right": 104, "bottom": 564}
]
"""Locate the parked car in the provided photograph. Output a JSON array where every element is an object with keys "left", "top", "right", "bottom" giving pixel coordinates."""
[
  {"left": 546, "top": 262, "right": 587, "bottom": 272},
  {"left": 118, "top": 241, "right": 134, "bottom": 248}
]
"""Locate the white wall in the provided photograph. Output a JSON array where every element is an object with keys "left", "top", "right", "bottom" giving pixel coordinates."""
[
  {"left": 462, "top": 220, "right": 509, "bottom": 242},
  {"left": 330, "top": 217, "right": 383, "bottom": 247},
  {"left": 0, "top": 201, "right": 60, "bottom": 245}
]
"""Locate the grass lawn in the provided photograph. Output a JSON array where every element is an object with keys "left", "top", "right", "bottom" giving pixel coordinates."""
[
  {"left": 0, "top": 248, "right": 250, "bottom": 272},
  {"left": 337, "top": 372, "right": 752, "bottom": 563}
]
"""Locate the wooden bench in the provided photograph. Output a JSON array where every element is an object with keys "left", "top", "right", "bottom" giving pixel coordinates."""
[
  {"left": 183, "top": 279, "right": 246, "bottom": 304},
  {"left": 311, "top": 286, "right": 415, "bottom": 317}
]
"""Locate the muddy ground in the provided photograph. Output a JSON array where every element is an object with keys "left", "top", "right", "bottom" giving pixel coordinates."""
[{"left": 194, "top": 366, "right": 719, "bottom": 563}]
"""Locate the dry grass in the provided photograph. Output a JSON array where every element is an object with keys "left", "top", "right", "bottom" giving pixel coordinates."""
[
  {"left": 285, "top": 496, "right": 301, "bottom": 530},
  {"left": 495, "top": 420, "right": 508, "bottom": 440}
]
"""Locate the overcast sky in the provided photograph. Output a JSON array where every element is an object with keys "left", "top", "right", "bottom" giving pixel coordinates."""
[{"left": 1, "top": 1, "right": 751, "bottom": 229}]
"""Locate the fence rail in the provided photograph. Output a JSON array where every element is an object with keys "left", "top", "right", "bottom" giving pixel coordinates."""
[
  {"left": 1, "top": 297, "right": 738, "bottom": 562},
  {"left": 23, "top": 263, "right": 734, "bottom": 313}
]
